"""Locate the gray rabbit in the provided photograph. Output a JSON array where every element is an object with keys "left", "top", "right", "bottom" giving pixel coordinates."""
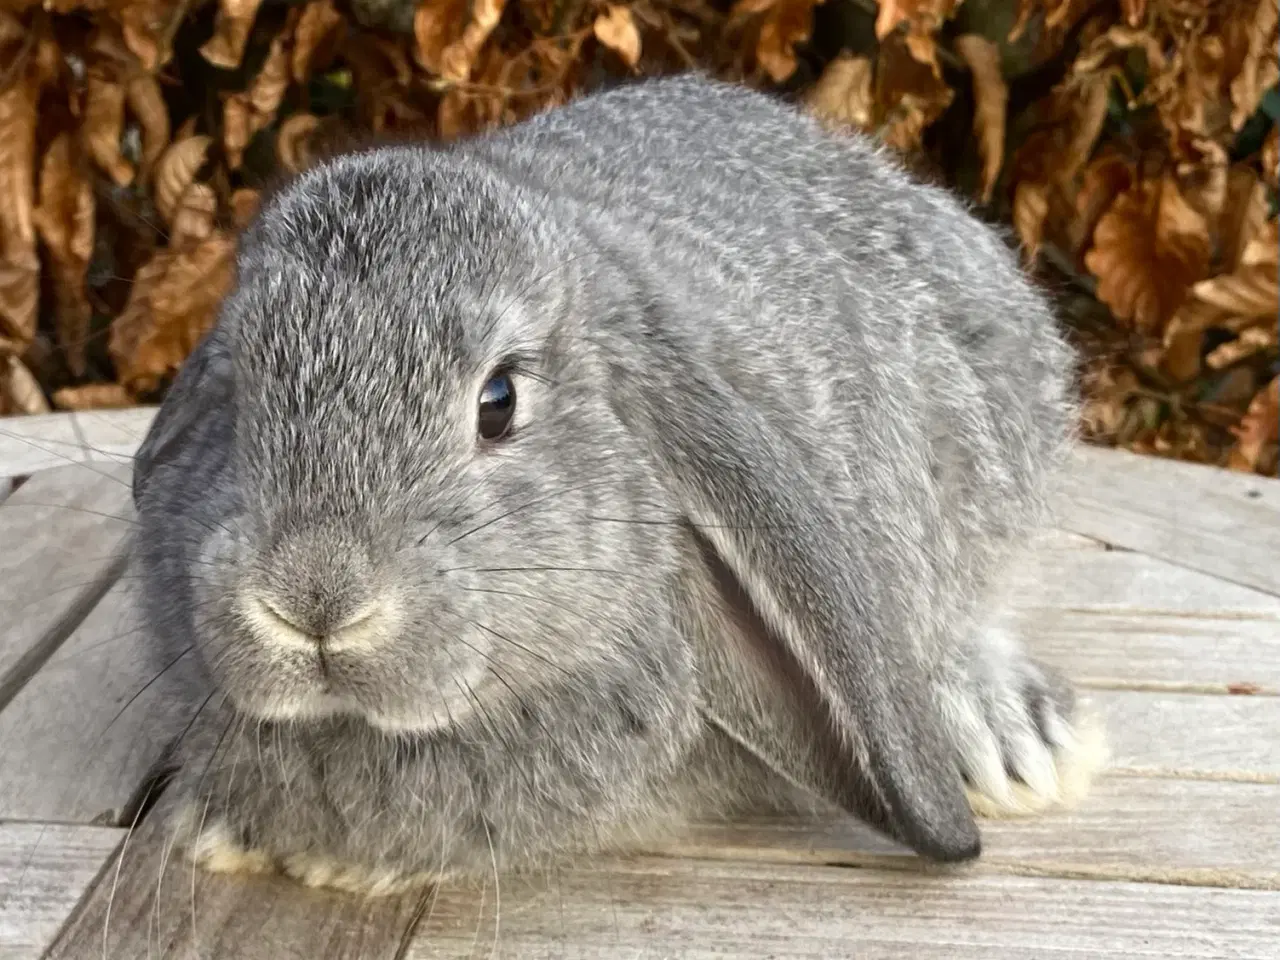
[{"left": 132, "top": 73, "right": 1106, "bottom": 896}]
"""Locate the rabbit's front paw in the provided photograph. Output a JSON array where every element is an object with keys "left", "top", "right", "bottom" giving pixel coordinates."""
[
  {"left": 938, "top": 628, "right": 1108, "bottom": 818},
  {"left": 280, "top": 851, "right": 435, "bottom": 898},
  {"left": 175, "top": 804, "right": 278, "bottom": 878}
]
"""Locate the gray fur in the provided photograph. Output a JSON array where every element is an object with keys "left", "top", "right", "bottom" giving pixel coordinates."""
[{"left": 132, "top": 73, "right": 1083, "bottom": 885}]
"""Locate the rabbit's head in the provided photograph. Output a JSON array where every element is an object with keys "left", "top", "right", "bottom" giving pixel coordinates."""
[{"left": 132, "top": 148, "right": 684, "bottom": 736}]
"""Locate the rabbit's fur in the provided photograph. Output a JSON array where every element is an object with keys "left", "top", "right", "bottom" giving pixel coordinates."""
[{"left": 133, "top": 73, "right": 1105, "bottom": 895}]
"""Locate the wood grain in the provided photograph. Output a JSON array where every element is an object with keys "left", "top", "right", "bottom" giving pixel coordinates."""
[
  {"left": 0, "top": 823, "right": 123, "bottom": 960},
  {"left": 1007, "top": 544, "right": 1280, "bottom": 690},
  {"left": 0, "top": 408, "right": 156, "bottom": 480},
  {"left": 1092, "top": 689, "right": 1280, "bottom": 776},
  {"left": 1058, "top": 445, "right": 1280, "bottom": 597},
  {"left": 43, "top": 798, "right": 426, "bottom": 960},
  {"left": 0, "top": 576, "right": 209, "bottom": 824},
  {"left": 405, "top": 856, "right": 1280, "bottom": 959},
  {"left": 672, "top": 775, "right": 1280, "bottom": 886},
  {"left": 0, "top": 465, "right": 133, "bottom": 710},
  {"left": 44, "top": 803, "right": 1280, "bottom": 960}
]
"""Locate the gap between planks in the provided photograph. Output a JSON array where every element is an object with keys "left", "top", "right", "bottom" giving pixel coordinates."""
[
  {"left": 1076, "top": 678, "right": 1277, "bottom": 696},
  {"left": 0, "top": 465, "right": 134, "bottom": 713}
]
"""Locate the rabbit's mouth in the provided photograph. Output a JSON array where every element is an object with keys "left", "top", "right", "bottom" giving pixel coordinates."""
[{"left": 209, "top": 616, "right": 491, "bottom": 736}]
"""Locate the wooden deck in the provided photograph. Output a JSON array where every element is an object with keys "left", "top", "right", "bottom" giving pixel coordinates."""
[{"left": 1, "top": 409, "right": 1278, "bottom": 959}]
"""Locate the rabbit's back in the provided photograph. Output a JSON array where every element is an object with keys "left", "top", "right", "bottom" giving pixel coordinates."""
[{"left": 471, "top": 76, "right": 1076, "bottom": 605}]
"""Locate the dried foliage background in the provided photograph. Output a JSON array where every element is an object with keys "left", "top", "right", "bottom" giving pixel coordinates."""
[{"left": 0, "top": 0, "right": 1276, "bottom": 473}]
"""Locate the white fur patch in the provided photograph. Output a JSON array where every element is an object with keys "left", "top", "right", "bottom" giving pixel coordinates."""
[{"left": 966, "top": 706, "right": 1109, "bottom": 819}]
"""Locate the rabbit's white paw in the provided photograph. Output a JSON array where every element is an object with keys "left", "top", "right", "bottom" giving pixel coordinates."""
[
  {"left": 280, "top": 851, "right": 434, "bottom": 898},
  {"left": 937, "top": 628, "right": 1108, "bottom": 818},
  {"left": 177, "top": 807, "right": 277, "bottom": 877}
]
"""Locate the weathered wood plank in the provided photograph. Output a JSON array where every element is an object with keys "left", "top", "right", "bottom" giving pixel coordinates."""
[
  {"left": 43, "top": 799, "right": 425, "bottom": 960},
  {"left": 0, "top": 823, "right": 123, "bottom": 960},
  {"left": 674, "top": 775, "right": 1280, "bottom": 886},
  {"left": 1007, "top": 546, "right": 1280, "bottom": 690},
  {"left": 405, "top": 857, "right": 1280, "bottom": 959},
  {"left": 1058, "top": 445, "right": 1280, "bottom": 597},
  {"left": 0, "top": 465, "right": 133, "bottom": 710},
  {"left": 0, "top": 576, "right": 208, "bottom": 824},
  {"left": 45, "top": 802, "right": 1280, "bottom": 960},
  {"left": 1093, "top": 689, "right": 1280, "bottom": 777},
  {"left": 0, "top": 408, "right": 156, "bottom": 480}
]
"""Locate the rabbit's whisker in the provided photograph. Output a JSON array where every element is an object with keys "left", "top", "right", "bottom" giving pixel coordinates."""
[
  {"left": 462, "top": 609, "right": 577, "bottom": 678},
  {"left": 440, "top": 476, "right": 622, "bottom": 547}
]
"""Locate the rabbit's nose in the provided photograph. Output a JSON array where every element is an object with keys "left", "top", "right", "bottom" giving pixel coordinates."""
[
  {"left": 249, "top": 594, "right": 386, "bottom": 653},
  {"left": 246, "top": 524, "right": 388, "bottom": 652}
]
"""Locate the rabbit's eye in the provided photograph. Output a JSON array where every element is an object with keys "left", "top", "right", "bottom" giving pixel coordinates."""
[{"left": 478, "top": 371, "right": 516, "bottom": 441}]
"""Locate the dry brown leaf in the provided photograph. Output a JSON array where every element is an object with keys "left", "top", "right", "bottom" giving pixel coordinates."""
[
  {"left": 876, "top": 32, "right": 955, "bottom": 152},
  {"left": 1227, "top": 376, "right": 1279, "bottom": 473},
  {"left": 1079, "top": 359, "right": 1141, "bottom": 440},
  {"left": 1072, "top": 25, "right": 1166, "bottom": 78},
  {"left": 224, "top": 29, "right": 292, "bottom": 168},
  {"left": 277, "top": 112, "right": 321, "bottom": 173},
  {"left": 292, "top": 0, "right": 345, "bottom": 84},
  {"left": 1242, "top": 218, "right": 1279, "bottom": 265},
  {"left": 1058, "top": 76, "right": 1113, "bottom": 184},
  {"left": 440, "top": 0, "right": 507, "bottom": 82},
  {"left": 731, "top": 0, "right": 777, "bottom": 14},
  {"left": 1012, "top": 180, "right": 1049, "bottom": 260},
  {"left": 0, "top": 254, "right": 39, "bottom": 350},
  {"left": 1085, "top": 176, "right": 1212, "bottom": 331},
  {"left": 1190, "top": 264, "right": 1278, "bottom": 320},
  {"left": 0, "top": 8, "right": 25, "bottom": 49},
  {"left": 754, "top": 0, "right": 820, "bottom": 82},
  {"left": 3, "top": 353, "right": 49, "bottom": 414},
  {"left": 1217, "top": 170, "right": 1269, "bottom": 271},
  {"left": 373, "top": 36, "right": 415, "bottom": 87},
  {"left": 1229, "top": 0, "right": 1279, "bottom": 131},
  {"left": 1262, "top": 125, "right": 1278, "bottom": 187},
  {"left": 126, "top": 70, "right": 171, "bottom": 178},
  {"left": 0, "top": 70, "right": 36, "bottom": 257},
  {"left": 109, "top": 232, "right": 237, "bottom": 394},
  {"left": 1160, "top": 297, "right": 1220, "bottom": 382},
  {"left": 873, "top": 0, "right": 961, "bottom": 40},
  {"left": 1074, "top": 150, "right": 1135, "bottom": 253},
  {"left": 1119, "top": 0, "right": 1146, "bottom": 26},
  {"left": 170, "top": 183, "right": 218, "bottom": 246},
  {"left": 1205, "top": 325, "right": 1276, "bottom": 369},
  {"left": 200, "top": 0, "right": 264, "bottom": 68},
  {"left": 1178, "top": 139, "right": 1229, "bottom": 224},
  {"left": 154, "top": 135, "right": 213, "bottom": 223},
  {"left": 52, "top": 383, "right": 135, "bottom": 410},
  {"left": 594, "top": 5, "right": 641, "bottom": 69},
  {"left": 32, "top": 133, "right": 95, "bottom": 375},
  {"left": 83, "top": 69, "right": 134, "bottom": 186},
  {"left": 0, "top": 71, "right": 39, "bottom": 347},
  {"left": 955, "top": 34, "right": 1007, "bottom": 204},
  {"left": 230, "top": 188, "right": 261, "bottom": 228},
  {"left": 805, "top": 53, "right": 874, "bottom": 131},
  {"left": 116, "top": 0, "right": 182, "bottom": 70},
  {"left": 1161, "top": 218, "right": 1277, "bottom": 381},
  {"left": 413, "top": 0, "right": 468, "bottom": 76},
  {"left": 1009, "top": 73, "right": 1110, "bottom": 223}
]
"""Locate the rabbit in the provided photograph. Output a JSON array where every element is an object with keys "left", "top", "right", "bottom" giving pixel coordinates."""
[{"left": 131, "top": 72, "right": 1107, "bottom": 897}]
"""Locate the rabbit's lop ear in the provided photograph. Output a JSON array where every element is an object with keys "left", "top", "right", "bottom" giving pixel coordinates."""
[
  {"left": 619, "top": 355, "right": 981, "bottom": 862},
  {"left": 132, "top": 330, "right": 232, "bottom": 507}
]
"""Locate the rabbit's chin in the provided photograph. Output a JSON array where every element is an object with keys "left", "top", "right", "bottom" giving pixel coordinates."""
[{"left": 229, "top": 686, "right": 458, "bottom": 734}]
